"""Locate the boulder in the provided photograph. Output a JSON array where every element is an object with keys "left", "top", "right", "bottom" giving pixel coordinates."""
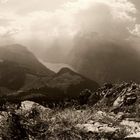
[
  {"left": 76, "top": 122, "right": 120, "bottom": 138},
  {"left": 20, "top": 101, "right": 50, "bottom": 112},
  {"left": 120, "top": 120, "right": 140, "bottom": 135},
  {"left": 113, "top": 96, "right": 124, "bottom": 109},
  {"left": 125, "top": 132, "right": 140, "bottom": 140},
  {"left": 112, "top": 92, "right": 137, "bottom": 112},
  {"left": 0, "top": 111, "right": 9, "bottom": 128},
  {"left": 17, "top": 101, "right": 50, "bottom": 139},
  {"left": 77, "top": 121, "right": 119, "bottom": 133},
  {"left": 18, "top": 101, "right": 51, "bottom": 120}
]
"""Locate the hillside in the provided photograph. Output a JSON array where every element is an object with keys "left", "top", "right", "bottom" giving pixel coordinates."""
[
  {"left": 0, "top": 44, "right": 99, "bottom": 103},
  {"left": 0, "top": 44, "right": 55, "bottom": 76},
  {"left": 0, "top": 44, "right": 56, "bottom": 92},
  {"left": 7, "top": 67, "right": 99, "bottom": 105},
  {"left": 0, "top": 60, "right": 25, "bottom": 91},
  {"left": 48, "top": 67, "right": 99, "bottom": 97}
]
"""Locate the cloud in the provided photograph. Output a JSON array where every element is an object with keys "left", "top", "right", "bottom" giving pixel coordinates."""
[
  {"left": 0, "top": 0, "right": 138, "bottom": 53},
  {"left": 129, "top": 24, "right": 140, "bottom": 37},
  {"left": 72, "top": 0, "right": 136, "bottom": 38},
  {"left": 0, "top": 26, "right": 19, "bottom": 45},
  {"left": 0, "top": 0, "right": 8, "bottom": 4}
]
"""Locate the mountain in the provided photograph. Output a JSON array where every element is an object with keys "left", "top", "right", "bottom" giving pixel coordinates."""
[
  {"left": 0, "top": 44, "right": 55, "bottom": 92},
  {"left": 0, "top": 44, "right": 99, "bottom": 103},
  {"left": 0, "top": 60, "right": 25, "bottom": 91},
  {"left": 49, "top": 67, "right": 99, "bottom": 91},
  {"left": 6, "top": 67, "right": 99, "bottom": 104},
  {"left": 39, "top": 59, "right": 76, "bottom": 73},
  {"left": 47, "top": 67, "right": 99, "bottom": 98},
  {"left": 0, "top": 44, "right": 55, "bottom": 76}
]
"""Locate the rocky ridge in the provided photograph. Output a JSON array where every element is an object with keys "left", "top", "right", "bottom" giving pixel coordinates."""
[{"left": 1, "top": 81, "right": 140, "bottom": 140}]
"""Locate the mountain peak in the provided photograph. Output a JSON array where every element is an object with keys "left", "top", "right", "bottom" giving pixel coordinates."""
[
  {"left": 0, "top": 44, "right": 55, "bottom": 76},
  {"left": 3, "top": 44, "right": 30, "bottom": 53},
  {"left": 59, "top": 67, "right": 73, "bottom": 72},
  {"left": 7, "top": 44, "right": 25, "bottom": 48},
  {"left": 3, "top": 44, "right": 26, "bottom": 49},
  {"left": 57, "top": 67, "right": 76, "bottom": 75}
]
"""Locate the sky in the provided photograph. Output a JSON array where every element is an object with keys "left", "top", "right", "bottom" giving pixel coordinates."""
[{"left": 0, "top": 0, "right": 140, "bottom": 58}]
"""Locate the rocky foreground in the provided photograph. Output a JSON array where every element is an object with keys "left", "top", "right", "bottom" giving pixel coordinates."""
[{"left": 1, "top": 82, "right": 140, "bottom": 139}]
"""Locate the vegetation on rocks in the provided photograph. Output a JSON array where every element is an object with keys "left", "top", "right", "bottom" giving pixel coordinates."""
[{"left": 0, "top": 82, "right": 140, "bottom": 139}]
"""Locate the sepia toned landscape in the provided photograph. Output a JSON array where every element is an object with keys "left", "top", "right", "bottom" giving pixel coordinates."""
[{"left": 0, "top": 0, "right": 140, "bottom": 139}]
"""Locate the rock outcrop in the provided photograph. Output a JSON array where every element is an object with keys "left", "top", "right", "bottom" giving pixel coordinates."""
[{"left": 0, "top": 101, "right": 51, "bottom": 139}]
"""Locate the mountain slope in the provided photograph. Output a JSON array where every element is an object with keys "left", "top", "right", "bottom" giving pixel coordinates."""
[
  {"left": 48, "top": 67, "right": 99, "bottom": 98},
  {"left": 0, "top": 44, "right": 99, "bottom": 103},
  {"left": 0, "top": 60, "right": 26, "bottom": 91},
  {"left": 6, "top": 67, "right": 99, "bottom": 104},
  {"left": 0, "top": 44, "right": 55, "bottom": 76},
  {"left": 0, "top": 44, "right": 55, "bottom": 92}
]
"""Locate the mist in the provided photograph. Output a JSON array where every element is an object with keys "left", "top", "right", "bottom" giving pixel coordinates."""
[
  {"left": 0, "top": 0, "right": 140, "bottom": 83},
  {"left": 69, "top": 33, "right": 140, "bottom": 83}
]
